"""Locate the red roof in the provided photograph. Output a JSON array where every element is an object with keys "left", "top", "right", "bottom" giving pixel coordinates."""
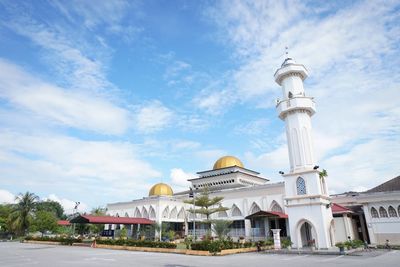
[
  {"left": 332, "top": 203, "right": 353, "bottom": 214},
  {"left": 69, "top": 215, "right": 154, "bottom": 225},
  {"left": 57, "top": 220, "right": 71, "bottom": 226},
  {"left": 245, "top": 210, "right": 288, "bottom": 219}
]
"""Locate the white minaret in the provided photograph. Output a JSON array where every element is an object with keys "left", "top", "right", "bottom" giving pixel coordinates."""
[{"left": 275, "top": 55, "right": 334, "bottom": 249}]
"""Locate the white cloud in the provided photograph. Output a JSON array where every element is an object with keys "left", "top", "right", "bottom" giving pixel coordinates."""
[
  {"left": 204, "top": 0, "right": 400, "bottom": 192},
  {"left": 45, "top": 194, "right": 89, "bottom": 215},
  {"left": 0, "top": 59, "right": 129, "bottom": 135},
  {"left": 135, "top": 101, "right": 174, "bottom": 133},
  {"left": 0, "top": 189, "right": 15, "bottom": 204},
  {"left": 170, "top": 168, "right": 196, "bottom": 192}
]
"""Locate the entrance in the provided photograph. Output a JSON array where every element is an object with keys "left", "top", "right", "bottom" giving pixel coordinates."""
[{"left": 300, "top": 222, "right": 313, "bottom": 247}]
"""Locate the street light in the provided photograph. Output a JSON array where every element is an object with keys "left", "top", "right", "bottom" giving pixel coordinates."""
[
  {"left": 189, "top": 187, "right": 196, "bottom": 241},
  {"left": 72, "top": 202, "right": 80, "bottom": 236}
]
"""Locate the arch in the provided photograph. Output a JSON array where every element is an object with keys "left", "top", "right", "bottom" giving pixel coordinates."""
[
  {"left": 170, "top": 207, "right": 178, "bottom": 219},
  {"left": 149, "top": 206, "right": 156, "bottom": 219},
  {"left": 296, "top": 219, "right": 318, "bottom": 248},
  {"left": 177, "top": 208, "right": 185, "bottom": 220},
  {"left": 371, "top": 207, "right": 379, "bottom": 218},
  {"left": 134, "top": 207, "right": 141, "bottom": 218},
  {"left": 218, "top": 210, "right": 228, "bottom": 218},
  {"left": 296, "top": 177, "right": 307, "bottom": 195},
  {"left": 142, "top": 207, "right": 149, "bottom": 219},
  {"left": 388, "top": 206, "right": 397, "bottom": 217},
  {"left": 270, "top": 200, "right": 283, "bottom": 213},
  {"left": 115, "top": 213, "right": 120, "bottom": 217},
  {"left": 379, "top": 207, "right": 388, "bottom": 218},
  {"left": 249, "top": 202, "right": 261, "bottom": 215},
  {"left": 231, "top": 204, "right": 242, "bottom": 217},
  {"left": 162, "top": 206, "right": 170, "bottom": 219},
  {"left": 124, "top": 212, "right": 129, "bottom": 217}
]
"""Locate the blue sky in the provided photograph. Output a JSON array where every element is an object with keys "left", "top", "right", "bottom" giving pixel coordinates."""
[{"left": 0, "top": 0, "right": 399, "bottom": 213}]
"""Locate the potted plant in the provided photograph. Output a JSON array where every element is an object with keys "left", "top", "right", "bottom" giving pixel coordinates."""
[{"left": 336, "top": 242, "right": 345, "bottom": 254}]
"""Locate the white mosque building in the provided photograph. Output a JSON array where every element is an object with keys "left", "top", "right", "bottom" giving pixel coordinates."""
[{"left": 106, "top": 57, "right": 400, "bottom": 248}]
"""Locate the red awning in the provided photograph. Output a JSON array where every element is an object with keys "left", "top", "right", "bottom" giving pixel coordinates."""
[
  {"left": 245, "top": 210, "right": 288, "bottom": 219},
  {"left": 331, "top": 203, "right": 353, "bottom": 214},
  {"left": 69, "top": 215, "right": 154, "bottom": 225},
  {"left": 57, "top": 220, "right": 71, "bottom": 226}
]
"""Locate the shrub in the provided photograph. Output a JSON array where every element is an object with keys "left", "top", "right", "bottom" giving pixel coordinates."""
[
  {"left": 281, "top": 237, "right": 293, "bottom": 248},
  {"left": 335, "top": 242, "right": 345, "bottom": 248},
  {"left": 95, "top": 239, "right": 177, "bottom": 249}
]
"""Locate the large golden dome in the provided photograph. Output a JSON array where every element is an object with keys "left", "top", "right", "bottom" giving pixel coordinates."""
[
  {"left": 149, "top": 183, "right": 173, "bottom": 197},
  {"left": 213, "top": 156, "right": 244, "bottom": 170}
]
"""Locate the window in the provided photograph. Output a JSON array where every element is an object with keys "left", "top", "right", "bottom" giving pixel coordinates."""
[
  {"left": 218, "top": 210, "right": 228, "bottom": 218},
  {"left": 231, "top": 205, "right": 242, "bottom": 217},
  {"left": 388, "top": 206, "right": 397, "bottom": 217},
  {"left": 296, "top": 177, "right": 307, "bottom": 195},
  {"left": 271, "top": 201, "right": 283, "bottom": 213},
  {"left": 379, "top": 207, "right": 388, "bottom": 218},
  {"left": 371, "top": 207, "right": 379, "bottom": 218}
]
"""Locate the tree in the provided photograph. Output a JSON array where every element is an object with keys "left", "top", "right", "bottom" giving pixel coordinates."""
[
  {"left": 31, "top": 210, "right": 58, "bottom": 236},
  {"left": 89, "top": 207, "right": 107, "bottom": 235},
  {"left": 212, "top": 220, "right": 232, "bottom": 240},
  {"left": 319, "top": 169, "right": 328, "bottom": 179},
  {"left": 36, "top": 200, "right": 65, "bottom": 219},
  {"left": 10, "top": 192, "right": 39, "bottom": 235},
  {"left": 184, "top": 187, "right": 229, "bottom": 222},
  {"left": 0, "top": 204, "right": 13, "bottom": 233}
]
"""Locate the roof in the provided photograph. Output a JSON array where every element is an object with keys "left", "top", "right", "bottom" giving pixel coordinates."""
[
  {"left": 245, "top": 210, "right": 288, "bottom": 219},
  {"left": 69, "top": 215, "right": 154, "bottom": 225},
  {"left": 331, "top": 203, "right": 353, "bottom": 214},
  {"left": 366, "top": 175, "right": 400, "bottom": 193},
  {"left": 57, "top": 220, "right": 71, "bottom": 226}
]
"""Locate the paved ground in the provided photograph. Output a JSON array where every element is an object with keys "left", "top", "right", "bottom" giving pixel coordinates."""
[{"left": 1, "top": 242, "right": 399, "bottom": 267}]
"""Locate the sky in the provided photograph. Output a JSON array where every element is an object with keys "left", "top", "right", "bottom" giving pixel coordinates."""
[{"left": 0, "top": 0, "right": 399, "bottom": 214}]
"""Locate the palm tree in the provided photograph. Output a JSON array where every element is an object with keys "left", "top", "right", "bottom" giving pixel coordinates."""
[
  {"left": 319, "top": 169, "right": 328, "bottom": 179},
  {"left": 11, "top": 192, "right": 39, "bottom": 235}
]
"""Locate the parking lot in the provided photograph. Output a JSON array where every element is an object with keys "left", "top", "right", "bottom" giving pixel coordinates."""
[{"left": 1, "top": 242, "right": 399, "bottom": 267}]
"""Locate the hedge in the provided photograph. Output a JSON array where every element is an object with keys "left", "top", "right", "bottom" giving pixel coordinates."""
[
  {"left": 95, "top": 239, "right": 177, "bottom": 249},
  {"left": 25, "top": 236, "right": 82, "bottom": 245},
  {"left": 190, "top": 240, "right": 254, "bottom": 253}
]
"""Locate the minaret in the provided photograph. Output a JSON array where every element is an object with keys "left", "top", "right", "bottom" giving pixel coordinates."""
[{"left": 274, "top": 55, "right": 334, "bottom": 249}]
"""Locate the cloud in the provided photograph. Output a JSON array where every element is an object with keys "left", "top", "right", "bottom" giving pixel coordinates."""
[
  {"left": 0, "top": 59, "right": 129, "bottom": 135},
  {"left": 135, "top": 101, "right": 174, "bottom": 133},
  {"left": 45, "top": 194, "right": 89, "bottom": 215},
  {"left": 204, "top": 0, "right": 400, "bottom": 192},
  {"left": 170, "top": 168, "right": 196, "bottom": 192},
  {"left": 0, "top": 189, "right": 15, "bottom": 204}
]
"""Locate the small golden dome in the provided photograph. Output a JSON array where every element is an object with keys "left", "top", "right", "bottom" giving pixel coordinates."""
[
  {"left": 213, "top": 156, "right": 244, "bottom": 170},
  {"left": 149, "top": 183, "right": 173, "bottom": 197}
]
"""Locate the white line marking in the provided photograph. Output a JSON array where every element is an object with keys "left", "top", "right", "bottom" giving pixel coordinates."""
[{"left": 282, "top": 255, "right": 309, "bottom": 260}]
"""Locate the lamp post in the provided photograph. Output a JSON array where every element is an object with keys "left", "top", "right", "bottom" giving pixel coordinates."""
[
  {"left": 189, "top": 187, "right": 195, "bottom": 241},
  {"left": 72, "top": 201, "right": 80, "bottom": 236}
]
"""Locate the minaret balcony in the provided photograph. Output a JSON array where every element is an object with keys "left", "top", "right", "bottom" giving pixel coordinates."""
[{"left": 276, "top": 97, "right": 316, "bottom": 119}]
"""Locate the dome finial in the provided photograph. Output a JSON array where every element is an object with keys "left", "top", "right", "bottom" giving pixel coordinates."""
[{"left": 285, "top": 46, "right": 289, "bottom": 59}]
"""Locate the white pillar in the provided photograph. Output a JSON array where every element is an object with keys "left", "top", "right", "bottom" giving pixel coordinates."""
[{"left": 272, "top": 229, "right": 281, "bottom": 250}]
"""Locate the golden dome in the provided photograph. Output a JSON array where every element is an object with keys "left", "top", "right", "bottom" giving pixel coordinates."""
[
  {"left": 149, "top": 183, "right": 173, "bottom": 197},
  {"left": 213, "top": 156, "right": 244, "bottom": 170}
]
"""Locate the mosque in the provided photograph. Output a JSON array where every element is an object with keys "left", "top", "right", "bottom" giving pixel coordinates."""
[{"left": 106, "top": 57, "right": 400, "bottom": 248}]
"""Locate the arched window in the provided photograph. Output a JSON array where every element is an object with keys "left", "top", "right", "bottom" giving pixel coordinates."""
[
  {"left": 296, "top": 177, "right": 307, "bottom": 195},
  {"left": 142, "top": 207, "right": 149, "bottom": 219},
  {"left": 162, "top": 207, "right": 169, "bottom": 218},
  {"left": 250, "top": 202, "right": 261, "bottom": 214},
  {"left": 270, "top": 201, "right": 283, "bottom": 213},
  {"left": 388, "top": 206, "right": 397, "bottom": 217},
  {"left": 177, "top": 208, "right": 185, "bottom": 219},
  {"left": 124, "top": 212, "right": 129, "bottom": 217},
  {"left": 134, "top": 207, "right": 141, "bottom": 218},
  {"left": 170, "top": 207, "right": 178, "bottom": 219},
  {"left": 149, "top": 206, "right": 156, "bottom": 219},
  {"left": 116, "top": 213, "right": 120, "bottom": 217},
  {"left": 379, "top": 207, "right": 388, "bottom": 218},
  {"left": 218, "top": 210, "right": 228, "bottom": 218},
  {"left": 231, "top": 204, "right": 242, "bottom": 217},
  {"left": 371, "top": 207, "right": 379, "bottom": 218}
]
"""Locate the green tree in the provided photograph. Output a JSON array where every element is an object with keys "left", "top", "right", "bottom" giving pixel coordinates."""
[
  {"left": 10, "top": 192, "right": 39, "bottom": 235},
  {"left": 89, "top": 207, "right": 107, "bottom": 235},
  {"left": 36, "top": 200, "right": 65, "bottom": 219},
  {"left": 212, "top": 220, "right": 232, "bottom": 240},
  {"left": 185, "top": 188, "right": 229, "bottom": 222},
  {"left": 319, "top": 169, "right": 328, "bottom": 178},
  {"left": 0, "top": 204, "right": 13, "bottom": 233},
  {"left": 31, "top": 210, "right": 58, "bottom": 236}
]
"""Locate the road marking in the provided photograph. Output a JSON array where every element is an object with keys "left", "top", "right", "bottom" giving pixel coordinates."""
[{"left": 320, "top": 255, "right": 344, "bottom": 262}]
